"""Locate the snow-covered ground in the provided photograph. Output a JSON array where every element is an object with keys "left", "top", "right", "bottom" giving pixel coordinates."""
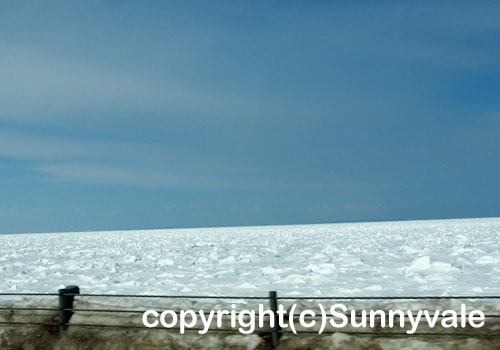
[
  {"left": 1, "top": 217, "right": 499, "bottom": 296},
  {"left": 1, "top": 218, "right": 500, "bottom": 349}
]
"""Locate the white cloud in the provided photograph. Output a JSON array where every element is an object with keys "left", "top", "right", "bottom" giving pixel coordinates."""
[
  {"left": 0, "top": 130, "right": 164, "bottom": 161},
  {"left": 0, "top": 45, "right": 258, "bottom": 124},
  {"left": 35, "top": 161, "right": 275, "bottom": 190},
  {"left": 0, "top": 129, "right": 275, "bottom": 189}
]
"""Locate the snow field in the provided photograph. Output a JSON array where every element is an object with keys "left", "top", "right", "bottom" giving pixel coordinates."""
[
  {"left": 1, "top": 217, "right": 500, "bottom": 348},
  {"left": 1, "top": 218, "right": 499, "bottom": 296}
]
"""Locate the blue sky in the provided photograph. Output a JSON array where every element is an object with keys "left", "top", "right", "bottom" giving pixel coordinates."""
[{"left": 1, "top": 1, "right": 499, "bottom": 233}]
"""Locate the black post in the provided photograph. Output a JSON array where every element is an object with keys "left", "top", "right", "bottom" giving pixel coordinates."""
[
  {"left": 269, "top": 291, "right": 281, "bottom": 348},
  {"left": 58, "top": 285, "right": 80, "bottom": 335}
]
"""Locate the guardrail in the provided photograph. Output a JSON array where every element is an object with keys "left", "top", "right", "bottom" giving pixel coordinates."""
[{"left": 1, "top": 286, "right": 500, "bottom": 349}]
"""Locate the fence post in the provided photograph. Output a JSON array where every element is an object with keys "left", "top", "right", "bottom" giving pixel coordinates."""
[
  {"left": 58, "top": 285, "right": 80, "bottom": 335},
  {"left": 269, "top": 291, "right": 281, "bottom": 348}
]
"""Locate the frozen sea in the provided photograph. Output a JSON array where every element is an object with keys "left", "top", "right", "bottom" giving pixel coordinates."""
[{"left": 1, "top": 217, "right": 499, "bottom": 296}]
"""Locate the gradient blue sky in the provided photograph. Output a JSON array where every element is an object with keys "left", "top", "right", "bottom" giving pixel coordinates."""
[{"left": 1, "top": 1, "right": 499, "bottom": 233}]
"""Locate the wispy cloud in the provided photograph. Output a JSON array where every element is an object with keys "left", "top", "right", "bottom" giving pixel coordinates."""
[
  {"left": 0, "top": 129, "right": 279, "bottom": 189},
  {"left": 0, "top": 1, "right": 499, "bottom": 232},
  {"left": 0, "top": 45, "right": 258, "bottom": 125},
  {"left": 36, "top": 162, "right": 251, "bottom": 189}
]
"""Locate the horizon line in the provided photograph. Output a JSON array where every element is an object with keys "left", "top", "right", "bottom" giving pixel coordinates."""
[{"left": 2, "top": 215, "right": 499, "bottom": 236}]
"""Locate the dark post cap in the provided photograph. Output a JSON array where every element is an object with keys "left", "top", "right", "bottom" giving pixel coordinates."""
[{"left": 58, "top": 285, "right": 80, "bottom": 294}]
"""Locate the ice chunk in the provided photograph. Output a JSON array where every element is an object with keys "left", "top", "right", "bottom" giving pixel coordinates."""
[
  {"left": 476, "top": 256, "right": 495, "bottom": 265},
  {"left": 157, "top": 258, "right": 175, "bottom": 266},
  {"left": 220, "top": 256, "right": 237, "bottom": 265},
  {"left": 408, "top": 256, "right": 431, "bottom": 272},
  {"left": 365, "top": 284, "right": 383, "bottom": 292}
]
